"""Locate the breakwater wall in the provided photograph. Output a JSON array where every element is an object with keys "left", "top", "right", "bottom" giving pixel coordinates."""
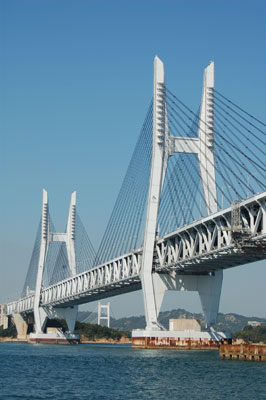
[{"left": 220, "top": 344, "right": 266, "bottom": 361}]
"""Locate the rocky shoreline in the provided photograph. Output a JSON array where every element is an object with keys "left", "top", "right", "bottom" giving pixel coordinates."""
[
  {"left": 80, "top": 336, "right": 131, "bottom": 344},
  {"left": 0, "top": 336, "right": 131, "bottom": 344}
]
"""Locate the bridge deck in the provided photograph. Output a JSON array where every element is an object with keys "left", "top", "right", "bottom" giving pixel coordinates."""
[{"left": 6, "top": 191, "right": 266, "bottom": 315}]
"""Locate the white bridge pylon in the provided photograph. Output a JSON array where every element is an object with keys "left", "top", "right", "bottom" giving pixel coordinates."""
[
  {"left": 34, "top": 189, "right": 78, "bottom": 334},
  {"left": 141, "top": 56, "right": 221, "bottom": 331},
  {"left": 6, "top": 57, "right": 266, "bottom": 337}
]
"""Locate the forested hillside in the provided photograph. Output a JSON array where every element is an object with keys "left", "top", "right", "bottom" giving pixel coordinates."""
[{"left": 78, "top": 309, "right": 266, "bottom": 333}]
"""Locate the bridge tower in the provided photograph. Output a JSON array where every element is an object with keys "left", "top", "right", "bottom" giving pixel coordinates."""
[
  {"left": 141, "top": 56, "right": 223, "bottom": 332},
  {"left": 33, "top": 189, "right": 79, "bottom": 335},
  {"left": 97, "top": 302, "right": 110, "bottom": 328}
]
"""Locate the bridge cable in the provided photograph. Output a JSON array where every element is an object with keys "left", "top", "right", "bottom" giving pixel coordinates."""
[
  {"left": 214, "top": 89, "right": 266, "bottom": 132},
  {"left": 165, "top": 91, "right": 235, "bottom": 204},
  {"left": 165, "top": 88, "right": 259, "bottom": 201}
]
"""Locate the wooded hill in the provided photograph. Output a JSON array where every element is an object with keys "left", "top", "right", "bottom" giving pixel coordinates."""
[
  {"left": 61, "top": 320, "right": 131, "bottom": 341},
  {"left": 78, "top": 308, "right": 266, "bottom": 333},
  {"left": 233, "top": 325, "right": 266, "bottom": 343}
]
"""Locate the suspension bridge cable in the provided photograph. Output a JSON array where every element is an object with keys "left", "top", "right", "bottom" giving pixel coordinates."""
[
  {"left": 165, "top": 93, "right": 234, "bottom": 204},
  {"left": 21, "top": 219, "right": 42, "bottom": 297},
  {"left": 165, "top": 89, "right": 257, "bottom": 200},
  {"left": 94, "top": 102, "right": 153, "bottom": 264},
  {"left": 214, "top": 116, "right": 265, "bottom": 187},
  {"left": 213, "top": 102, "right": 266, "bottom": 164},
  {"left": 213, "top": 89, "right": 266, "bottom": 131},
  {"left": 166, "top": 92, "right": 243, "bottom": 207},
  {"left": 213, "top": 97, "right": 266, "bottom": 153},
  {"left": 106, "top": 104, "right": 152, "bottom": 258}
]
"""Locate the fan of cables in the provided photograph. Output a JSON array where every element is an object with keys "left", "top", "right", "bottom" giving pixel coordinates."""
[{"left": 157, "top": 87, "right": 266, "bottom": 236}]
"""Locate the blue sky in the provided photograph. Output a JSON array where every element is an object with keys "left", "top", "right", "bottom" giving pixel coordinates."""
[{"left": 1, "top": 0, "right": 266, "bottom": 318}]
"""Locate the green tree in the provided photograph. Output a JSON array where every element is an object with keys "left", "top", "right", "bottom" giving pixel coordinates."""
[
  {"left": 233, "top": 325, "right": 266, "bottom": 344},
  {"left": 0, "top": 324, "right": 17, "bottom": 338}
]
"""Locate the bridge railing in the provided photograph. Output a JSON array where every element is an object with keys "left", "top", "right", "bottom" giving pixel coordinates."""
[
  {"left": 6, "top": 251, "right": 142, "bottom": 314},
  {"left": 41, "top": 250, "right": 142, "bottom": 307},
  {"left": 6, "top": 294, "right": 35, "bottom": 315},
  {"left": 6, "top": 191, "right": 266, "bottom": 313}
]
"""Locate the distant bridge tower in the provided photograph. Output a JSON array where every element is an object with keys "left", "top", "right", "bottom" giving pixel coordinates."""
[
  {"left": 33, "top": 189, "right": 78, "bottom": 334},
  {"left": 97, "top": 302, "right": 110, "bottom": 328},
  {"left": 141, "top": 56, "right": 222, "bottom": 332}
]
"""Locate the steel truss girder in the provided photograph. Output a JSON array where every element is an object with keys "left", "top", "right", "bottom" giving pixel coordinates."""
[
  {"left": 6, "top": 294, "right": 35, "bottom": 315},
  {"left": 7, "top": 252, "right": 141, "bottom": 314},
  {"left": 155, "top": 192, "right": 266, "bottom": 273},
  {"left": 6, "top": 192, "right": 266, "bottom": 315}
]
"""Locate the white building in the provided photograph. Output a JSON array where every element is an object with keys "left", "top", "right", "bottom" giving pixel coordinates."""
[
  {"left": 0, "top": 304, "right": 8, "bottom": 329},
  {"left": 248, "top": 321, "right": 261, "bottom": 327}
]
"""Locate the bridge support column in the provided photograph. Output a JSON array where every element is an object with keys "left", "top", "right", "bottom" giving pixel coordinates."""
[
  {"left": 0, "top": 304, "right": 8, "bottom": 329},
  {"left": 151, "top": 271, "right": 223, "bottom": 330},
  {"left": 141, "top": 56, "right": 169, "bottom": 330},
  {"left": 198, "top": 60, "right": 218, "bottom": 215},
  {"left": 51, "top": 306, "right": 78, "bottom": 333},
  {"left": 34, "top": 189, "right": 49, "bottom": 334},
  {"left": 198, "top": 270, "right": 223, "bottom": 329},
  {"left": 13, "top": 313, "right": 28, "bottom": 340}
]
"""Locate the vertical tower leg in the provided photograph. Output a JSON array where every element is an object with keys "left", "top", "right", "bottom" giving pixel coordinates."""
[
  {"left": 198, "top": 61, "right": 218, "bottom": 215},
  {"left": 66, "top": 191, "right": 77, "bottom": 276},
  {"left": 141, "top": 56, "right": 168, "bottom": 330},
  {"left": 64, "top": 191, "right": 79, "bottom": 331},
  {"left": 97, "top": 302, "right": 101, "bottom": 325},
  {"left": 198, "top": 271, "right": 223, "bottom": 329},
  {"left": 34, "top": 189, "right": 49, "bottom": 334},
  {"left": 107, "top": 302, "right": 110, "bottom": 328},
  {"left": 50, "top": 191, "right": 79, "bottom": 333},
  {"left": 197, "top": 61, "right": 222, "bottom": 328}
]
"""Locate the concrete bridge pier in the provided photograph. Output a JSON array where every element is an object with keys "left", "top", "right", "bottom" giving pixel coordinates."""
[
  {"left": 0, "top": 304, "right": 8, "bottom": 329},
  {"left": 151, "top": 271, "right": 223, "bottom": 331},
  {"left": 46, "top": 306, "right": 78, "bottom": 333},
  {"left": 12, "top": 313, "right": 28, "bottom": 340}
]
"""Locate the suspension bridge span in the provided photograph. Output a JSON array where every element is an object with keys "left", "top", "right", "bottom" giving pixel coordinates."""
[{"left": 5, "top": 56, "right": 266, "bottom": 341}]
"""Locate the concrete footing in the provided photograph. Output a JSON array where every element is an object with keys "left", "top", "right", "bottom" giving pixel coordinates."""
[
  {"left": 29, "top": 329, "right": 80, "bottom": 344},
  {"left": 132, "top": 329, "right": 232, "bottom": 349}
]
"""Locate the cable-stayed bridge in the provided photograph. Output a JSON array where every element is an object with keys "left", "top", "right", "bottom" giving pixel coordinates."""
[{"left": 5, "top": 57, "right": 266, "bottom": 339}]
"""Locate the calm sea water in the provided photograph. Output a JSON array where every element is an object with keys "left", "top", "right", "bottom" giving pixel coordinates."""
[{"left": 0, "top": 342, "right": 266, "bottom": 399}]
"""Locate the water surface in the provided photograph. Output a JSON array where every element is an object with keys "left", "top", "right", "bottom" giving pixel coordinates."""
[{"left": 1, "top": 343, "right": 265, "bottom": 399}]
